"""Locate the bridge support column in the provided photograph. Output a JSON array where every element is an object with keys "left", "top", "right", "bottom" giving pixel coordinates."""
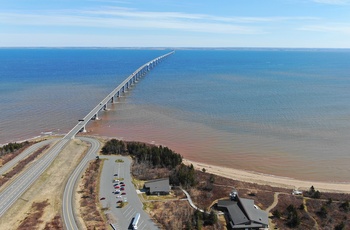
[
  {"left": 81, "top": 125, "right": 87, "bottom": 133},
  {"left": 93, "top": 113, "right": 99, "bottom": 120},
  {"left": 103, "top": 104, "right": 107, "bottom": 110}
]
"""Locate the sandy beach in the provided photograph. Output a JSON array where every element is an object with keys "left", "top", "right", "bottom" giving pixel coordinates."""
[{"left": 183, "top": 159, "right": 350, "bottom": 194}]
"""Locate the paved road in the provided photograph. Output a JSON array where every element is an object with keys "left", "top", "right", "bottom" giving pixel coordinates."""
[
  {"left": 0, "top": 138, "right": 58, "bottom": 176},
  {"left": 99, "top": 155, "right": 159, "bottom": 230},
  {"left": 0, "top": 138, "right": 70, "bottom": 218},
  {"left": 62, "top": 137, "right": 100, "bottom": 230}
]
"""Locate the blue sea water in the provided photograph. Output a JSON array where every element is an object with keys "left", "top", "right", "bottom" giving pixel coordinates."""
[{"left": 1, "top": 48, "right": 350, "bottom": 182}]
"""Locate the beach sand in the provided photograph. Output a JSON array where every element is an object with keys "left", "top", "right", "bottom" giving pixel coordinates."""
[{"left": 183, "top": 159, "right": 350, "bottom": 194}]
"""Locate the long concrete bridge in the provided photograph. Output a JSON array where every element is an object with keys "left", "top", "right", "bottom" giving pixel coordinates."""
[
  {"left": 0, "top": 50, "right": 175, "bottom": 221},
  {"left": 64, "top": 50, "right": 175, "bottom": 140}
]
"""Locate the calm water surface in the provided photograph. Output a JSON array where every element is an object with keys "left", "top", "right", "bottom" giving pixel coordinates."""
[{"left": 1, "top": 48, "right": 350, "bottom": 182}]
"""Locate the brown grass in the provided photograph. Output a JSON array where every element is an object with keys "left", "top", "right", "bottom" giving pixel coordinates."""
[
  {"left": 17, "top": 200, "right": 50, "bottom": 229},
  {"left": 78, "top": 159, "right": 107, "bottom": 230},
  {"left": 148, "top": 200, "right": 193, "bottom": 229}
]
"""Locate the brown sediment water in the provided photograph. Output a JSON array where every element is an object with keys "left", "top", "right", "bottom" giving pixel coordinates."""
[{"left": 86, "top": 102, "right": 350, "bottom": 183}]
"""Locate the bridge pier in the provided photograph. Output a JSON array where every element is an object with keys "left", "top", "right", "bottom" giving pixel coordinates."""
[
  {"left": 92, "top": 113, "right": 99, "bottom": 120},
  {"left": 80, "top": 126, "right": 87, "bottom": 133},
  {"left": 103, "top": 104, "right": 107, "bottom": 111}
]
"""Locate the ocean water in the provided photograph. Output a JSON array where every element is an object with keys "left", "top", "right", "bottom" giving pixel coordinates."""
[{"left": 1, "top": 48, "right": 350, "bottom": 182}]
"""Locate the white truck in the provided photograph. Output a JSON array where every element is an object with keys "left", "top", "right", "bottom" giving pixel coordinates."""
[{"left": 132, "top": 213, "right": 140, "bottom": 230}]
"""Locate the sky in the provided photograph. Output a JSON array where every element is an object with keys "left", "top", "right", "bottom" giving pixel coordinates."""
[{"left": 0, "top": 0, "right": 350, "bottom": 48}]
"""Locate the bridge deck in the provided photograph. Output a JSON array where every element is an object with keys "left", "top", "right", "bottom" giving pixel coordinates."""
[{"left": 64, "top": 50, "right": 175, "bottom": 139}]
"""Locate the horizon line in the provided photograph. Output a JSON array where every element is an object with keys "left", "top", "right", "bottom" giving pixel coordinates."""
[{"left": 1, "top": 46, "right": 350, "bottom": 50}]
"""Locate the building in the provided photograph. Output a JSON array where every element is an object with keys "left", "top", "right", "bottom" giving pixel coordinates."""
[
  {"left": 144, "top": 178, "right": 170, "bottom": 195},
  {"left": 217, "top": 195, "right": 269, "bottom": 230}
]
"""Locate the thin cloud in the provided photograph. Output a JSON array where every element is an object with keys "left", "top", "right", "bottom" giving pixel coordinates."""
[
  {"left": 0, "top": 7, "right": 319, "bottom": 36},
  {"left": 312, "top": 0, "right": 350, "bottom": 5},
  {"left": 80, "top": 7, "right": 319, "bottom": 23},
  {"left": 0, "top": 12, "right": 260, "bottom": 35},
  {"left": 299, "top": 24, "right": 350, "bottom": 33}
]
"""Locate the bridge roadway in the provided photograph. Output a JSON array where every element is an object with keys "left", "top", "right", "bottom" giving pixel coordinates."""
[
  {"left": 0, "top": 51, "right": 174, "bottom": 224},
  {"left": 64, "top": 50, "right": 175, "bottom": 140}
]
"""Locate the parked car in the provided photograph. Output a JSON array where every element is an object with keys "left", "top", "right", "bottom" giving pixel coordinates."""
[
  {"left": 121, "top": 187, "right": 125, "bottom": 191},
  {"left": 119, "top": 181, "right": 124, "bottom": 184},
  {"left": 121, "top": 192, "right": 126, "bottom": 195},
  {"left": 115, "top": 186, "right": 120, "bottom": 189},
  {"left": 100, "top": 197, "right": 106, "bottom": 200}
]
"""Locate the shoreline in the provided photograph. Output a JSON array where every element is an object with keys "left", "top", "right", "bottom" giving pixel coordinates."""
[
  {"left": 182, "top": 159, "right": 350, "bottom": 194},
  {"left": 2, "top": 134, "right": 350, "bottom": 194}
]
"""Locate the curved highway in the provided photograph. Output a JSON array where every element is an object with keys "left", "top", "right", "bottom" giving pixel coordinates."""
[{"left": 62, "top": 137, "right": 100, "bottom": 230}]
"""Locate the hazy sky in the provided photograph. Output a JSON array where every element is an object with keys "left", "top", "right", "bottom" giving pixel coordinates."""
[{"left": 1, "top": 0, "right": 350, "bottom": 48}]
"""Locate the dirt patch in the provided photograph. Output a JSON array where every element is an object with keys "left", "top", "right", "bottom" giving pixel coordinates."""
[{"left": 0, "top": 139, "right": 88, "bottom": 229}]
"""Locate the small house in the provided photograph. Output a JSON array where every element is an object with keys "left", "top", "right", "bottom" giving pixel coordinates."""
[{"left": 144, "top": 178, "right": 170, "bottom": 195}]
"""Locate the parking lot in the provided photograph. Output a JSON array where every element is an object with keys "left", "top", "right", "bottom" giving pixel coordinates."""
[{"left": 99, "top": 155, "right": 158, "bottom": 230}]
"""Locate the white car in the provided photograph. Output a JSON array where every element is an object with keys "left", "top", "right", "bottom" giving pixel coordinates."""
[{"left": 292, "top": 189, "right": 303, "bottom": 195}]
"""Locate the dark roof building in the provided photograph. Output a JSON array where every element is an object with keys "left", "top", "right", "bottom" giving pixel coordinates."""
[
  {"left": 144, "top": 178, "right": 170, "bottom": 195},
  {"left": 217, "top": 196, "right": 269, "bottom": 229}
]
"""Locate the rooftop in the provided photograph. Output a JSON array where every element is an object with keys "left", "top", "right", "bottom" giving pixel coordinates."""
[{"left": 217, "top": 196, "right": 269, "bottom": 229}]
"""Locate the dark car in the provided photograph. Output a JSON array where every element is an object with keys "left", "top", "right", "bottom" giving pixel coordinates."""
[
  {"left": 114, "top": 173, "right": 118, "bottom": 176},
  {"left": 121, "top": 187, "right": 125, "bottom": 191},
  {"left": 115, "top": 186, "right": 120, "bottom": 189},
  {"left": 100, "top": 197, "right": 106, "bottom": 200},
  {"left": 120, "top": 182, "right": 124, "bottom": 184},
  {"left": 121, "top": 184, "right": 125, "bottom": 187},
  {"left": 121, "top": 192, "right": 126, "bottom": 195}
]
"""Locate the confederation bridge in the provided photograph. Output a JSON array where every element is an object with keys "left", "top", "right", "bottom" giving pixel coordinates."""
[{"left": 64, "top": 50, "right": 175, "bottom": 140}]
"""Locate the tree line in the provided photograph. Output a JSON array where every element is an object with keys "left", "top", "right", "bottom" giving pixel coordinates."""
[
  {"left": 101, "top": 139, "right": 182, "bottom": 169},
  {"left": 0, "top": 141, "right": 29, "bottom": 157},
  {"left": 101, "top": 139, "right": 197, "bottom": 187}
]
